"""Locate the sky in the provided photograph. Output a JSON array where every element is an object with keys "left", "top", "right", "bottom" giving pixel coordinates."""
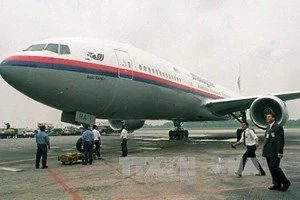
[{"left": 1, "top": 0, "right": 300, "bottom": 128}]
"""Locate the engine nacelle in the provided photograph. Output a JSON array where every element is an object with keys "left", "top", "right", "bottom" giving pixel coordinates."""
[
  {"left": 108, "top": 119, "right": 145, "bottom": 131},
  {"left": 249, "top": 96, "right": 289, "bottom": 129}
]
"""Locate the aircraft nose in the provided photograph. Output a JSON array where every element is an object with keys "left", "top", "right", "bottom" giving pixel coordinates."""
[{"left": 0, "top": 56, "right": 36, "bottom": 93}]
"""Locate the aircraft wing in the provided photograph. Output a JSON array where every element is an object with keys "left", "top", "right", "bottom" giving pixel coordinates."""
[{"left": 205, "top": 91, "right": 300, "bottom": 115}]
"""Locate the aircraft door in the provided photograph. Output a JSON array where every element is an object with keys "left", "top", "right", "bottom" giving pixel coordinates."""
[{"left": 114, "top": 49, "right": 133, "bottom": 80}]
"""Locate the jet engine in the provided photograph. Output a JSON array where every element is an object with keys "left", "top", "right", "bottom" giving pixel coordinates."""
[
  {"left": 249, "top": 96, "right": 289, "bottom": 129},
  {"left": 108, "top": 119, "right": 145, "bottom": 132}
]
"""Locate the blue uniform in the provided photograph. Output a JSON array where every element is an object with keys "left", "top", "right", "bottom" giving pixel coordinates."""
[
  {"left": 82, "top": 130, "right": 94, "bottom": 142},
  {"left": 36, "top": 131, "right": 49, "bottom": 144},
  {"left": 35, "top": 131, "right": 50, "bottom": 168},
  {"left": 82, "top": 130, "right": 94, "bottom": 165}
]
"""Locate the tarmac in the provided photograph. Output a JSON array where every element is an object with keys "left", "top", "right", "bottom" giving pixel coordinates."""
[{"left": 0, "top": 129, "right": 299, "bottom": 200}]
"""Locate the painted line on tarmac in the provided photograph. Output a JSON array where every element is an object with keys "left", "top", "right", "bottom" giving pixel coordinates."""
[
  {"left": 0, "top": 156, "right": 58, "bottom": 165},
  {"left": 47, "top": 168, "right": 82, "bottom": 200},
  {"left": 0, "top": 167, "right": 23, "bottom": 172}
]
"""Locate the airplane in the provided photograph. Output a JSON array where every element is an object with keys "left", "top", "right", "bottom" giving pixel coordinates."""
[{"left": 1, "top": 37, "right": 300, "bottom": 139}]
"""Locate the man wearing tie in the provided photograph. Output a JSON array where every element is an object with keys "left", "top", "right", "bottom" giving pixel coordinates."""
[{"left": 263, "top": 112, "right": 291, "bottom": 191}]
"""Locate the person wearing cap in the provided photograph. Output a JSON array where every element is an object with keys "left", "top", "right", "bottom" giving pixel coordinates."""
[
  {"left": 120, "top": 125, "right": 128, "bottom": 157},
  {"left": 35, "top": 125, "right": 50, "bottom": 169}
]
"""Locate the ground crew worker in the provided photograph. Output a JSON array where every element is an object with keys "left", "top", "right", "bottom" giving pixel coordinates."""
[
  {"left": 120, "top": 125, "right": 128, "bottom": 157},
  {"left": 82, "top": 124, "right": 94, "bottom": 165},
  {"left": 232, "top": 122, "right": 265, "bottom": 177},
  {"left": 92, "top": 125, "right": 102, "bottom": 159},
  {"left": 35, "top": 125, "right": 50, "bottom": 169}
]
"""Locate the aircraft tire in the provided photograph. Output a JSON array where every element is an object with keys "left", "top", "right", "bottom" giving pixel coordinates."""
[
  {"left": 76, "top": 137, "right": 84, "bottom": 152},
  {"left": 184, "top": 130, "right": 189, "bottom": 138},
  {"left": 169, "top": 130, "right": 174, "bottom": 139}
]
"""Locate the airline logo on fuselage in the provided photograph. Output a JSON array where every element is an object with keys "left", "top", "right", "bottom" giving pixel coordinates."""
[{"left": 87, "top": 52, "right": 104, "bottom": 61}]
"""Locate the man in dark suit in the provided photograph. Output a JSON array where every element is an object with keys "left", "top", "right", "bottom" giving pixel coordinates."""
[{"left": 263, "top": 112, "right": 291, "bottom": 191}]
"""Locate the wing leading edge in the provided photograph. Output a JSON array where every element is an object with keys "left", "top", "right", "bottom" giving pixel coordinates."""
[{"left": 205, "top": 91, "right": 300, "bottom": 115}]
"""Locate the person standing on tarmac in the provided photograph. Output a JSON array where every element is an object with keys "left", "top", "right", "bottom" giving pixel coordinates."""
[
  {"left": 92, "top": 125, "right": 102, "bottom": 159},
  {"left": 82, "top": 124, "right": 94, "bottom": 165},
  {"left": 120, "top": 125, "right": 128, "bottom": 157},
  {"left": 35, "top": 125, "right": 50, "bottom": 169},
  {"left": 263, "top": 112, "right": 291, "bottom": 191},
  {"left": 232, "top": 122, "right": 265, "bottom": 177}
]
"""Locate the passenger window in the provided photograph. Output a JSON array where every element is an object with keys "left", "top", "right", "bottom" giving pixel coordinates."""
[
  {"left": 148, "top": 67, "right": 151, "bottom": 73},
  {"left": 60, "top": 44, "right": 71, "bottom": 54},
  {"left": 45, "top": 44, "right": 59, "bottom": 53},
  {"left": 143, "top": 66, "right": 147, "bottom": 71},
  {"left": 156, "top": 70, "right": 158, "bottom": 75},
  {"left": 139, "top": 65, "right": 142, "bottom": 70},
  {"left": 152, "top": 69, "right": 155, "bottom": 74},
  {"left": 24, "top": 44, "right": 47, "bottom": 51},
  {"left": 159, "top": 71, "right": 162, "bottom": 76}
]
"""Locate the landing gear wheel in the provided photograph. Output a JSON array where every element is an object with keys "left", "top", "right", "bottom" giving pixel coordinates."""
[
  {"left": 76, "top": 137, "right": 84, "bottom": 152},
  {"left": 169, "top": 121, "right": 189, "bottom": 140},
  {"left": 184, "top": 130, "right": 189, "bottom": 138},
  {"left": 169, "top": 130, "right": 173, "bottom": 139}
]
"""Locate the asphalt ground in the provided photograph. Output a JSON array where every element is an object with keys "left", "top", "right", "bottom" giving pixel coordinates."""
[{"left": 0, "top": 129, "right": 299, "bottom": 200}]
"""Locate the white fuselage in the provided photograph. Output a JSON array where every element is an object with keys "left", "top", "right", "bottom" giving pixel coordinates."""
[{"left": 0, "top": 37, "right": 239, "bottom": 122}]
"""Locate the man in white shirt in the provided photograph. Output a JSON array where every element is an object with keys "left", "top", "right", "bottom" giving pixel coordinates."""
[
  {"left": 232, "top": 122, "right": 265, "bottom": 177},
  {"left": 120, "top": 125, "right": 128, "bottom": 157},
  {"left": 92, "top": 125, "right": 102, "bottom": 159}
]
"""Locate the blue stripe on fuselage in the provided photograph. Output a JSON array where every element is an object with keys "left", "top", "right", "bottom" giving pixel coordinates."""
[{"left": 1, "top": 60, "right": 221, "bottom": 99}]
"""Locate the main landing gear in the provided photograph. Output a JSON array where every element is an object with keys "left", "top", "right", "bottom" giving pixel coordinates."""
[{"left": 169, "top": 121, "right": 189, "bottom": 140}]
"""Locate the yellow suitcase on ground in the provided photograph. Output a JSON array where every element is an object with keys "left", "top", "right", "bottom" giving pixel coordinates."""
[{"left": 58, "top": 152, "right": 83, "bottom": 165}]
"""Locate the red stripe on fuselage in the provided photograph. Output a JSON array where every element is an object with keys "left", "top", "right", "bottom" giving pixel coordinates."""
[{"left": 4, "top": 55, "right": 224, "bottom": 99}]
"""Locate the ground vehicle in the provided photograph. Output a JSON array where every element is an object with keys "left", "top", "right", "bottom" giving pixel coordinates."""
[
  {"left": 0, "top": 128, "right": 17, "bottom": 138},
  {"left": 75, "top": 127, "right": 84, "bottom": 135},
  {"left": 23, "top": 130, "right": 35, "bottom": 138},
  {"left": 0, "top": 123, "right": 18, "bottom": 138},
  {"left": 49, "top": 128, "right": 64, "bottom": 136},
  {"left": 99, "top": 125, "right": 116, "bottom": 135},
  {"left": 63, "top": 126, "right": 77, "bottom": 135}
]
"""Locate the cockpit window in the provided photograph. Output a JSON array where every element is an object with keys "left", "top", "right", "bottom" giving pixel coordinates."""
[
  {"left": 24, "top": 43, "right": 71, "bottom": 54},
  {"left": 45, "top": 43, "right": 59, "bottom": 53},
  {"left": 60, "top": 44, "right": 71, "bottom": 54},
  {"left": 25, "top": 44, "right": 47, "bottom": 51}
]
